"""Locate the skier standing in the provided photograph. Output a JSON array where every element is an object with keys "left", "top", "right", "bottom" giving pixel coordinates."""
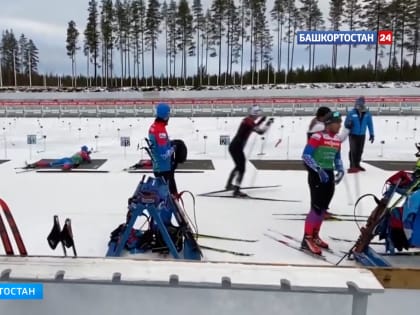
[
  {"left": 225, "top": 105, "right": 274, "bottom": 196},
  {"left": 344, "top": 96, "right": 375, "bottom": 173},
  {"left": 148, "top": 103, "right": 178, "bottom": 195},
  {"left": 301, "top": 111, "right": 345, "bottom": 255}
]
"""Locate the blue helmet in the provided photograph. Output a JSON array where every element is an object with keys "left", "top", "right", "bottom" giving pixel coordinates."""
[
  {"left": 81, "top": 145, "right": 89, "bottom": 152},
  {"left": 156, "top": 103, "right": 171, "bottom": 120}
]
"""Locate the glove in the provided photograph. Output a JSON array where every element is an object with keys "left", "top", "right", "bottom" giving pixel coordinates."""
[
  {"left": 369, "top": 135, "right": 374, "bottom": 143},
  {"left": 266, "top": 117, "right": 274, "bottom": 127},
  {"left": 318, "top": 168, "right": 329, "bottom": 183},
  {"left": 163, "top": 147, "right": 175, "bottom": 159},
  {"left": 335, "top": 170, "right": 344, "bottom": 184},
  {"left": 334, "top": 159, "right": 344, "bottom": 184}
]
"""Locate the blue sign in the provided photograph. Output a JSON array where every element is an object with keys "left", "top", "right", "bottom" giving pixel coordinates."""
[
  {"left": 297, "top": 31, "right": 377, "bottom": 45},
  {"left": 0, "top": 283, "right": 43, "bottom": 300}
]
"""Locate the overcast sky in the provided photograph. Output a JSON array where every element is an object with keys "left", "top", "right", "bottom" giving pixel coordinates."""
[{"left": 0, "top": 0, "right": 377, "bottom": 77}]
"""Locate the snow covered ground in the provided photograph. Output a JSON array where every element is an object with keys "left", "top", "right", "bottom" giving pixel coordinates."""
[{"left": 0, "top": 114, "right": 419, "bottom": 266}]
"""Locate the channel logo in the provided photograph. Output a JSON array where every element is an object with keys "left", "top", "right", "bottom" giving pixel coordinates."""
[
  {"left": 297, "top": 31, "right": 392, "bottom": 45},
  {"left": 0, "top": 283, "right": 43, "bottom": 300}
]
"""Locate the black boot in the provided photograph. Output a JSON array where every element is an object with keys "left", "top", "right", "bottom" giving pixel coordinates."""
[
  {"left": 233, "top": 185, "right": 248, "bottom": 197},
  {"left": 225, "top": 170, "right": 237, "bottom": 190}
]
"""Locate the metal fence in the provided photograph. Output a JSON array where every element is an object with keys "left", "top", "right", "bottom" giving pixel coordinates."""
[{"left": 1, "top": 96, "right": 420, "bottom": 117}]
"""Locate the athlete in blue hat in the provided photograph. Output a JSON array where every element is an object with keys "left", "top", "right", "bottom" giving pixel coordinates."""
[{"left": 148, "top": 103, "right": 178, "bottom": 195}]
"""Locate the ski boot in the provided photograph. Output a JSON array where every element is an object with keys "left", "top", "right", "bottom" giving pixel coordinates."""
[
  {"left": 313, "top": 229, "right": 329, "bottom": 249},
  {"left": 232, "top": 185, "right": 248, "bottom": 197},
  {"left": 301, "top": 235, "right": 322, "bottom": 255}
]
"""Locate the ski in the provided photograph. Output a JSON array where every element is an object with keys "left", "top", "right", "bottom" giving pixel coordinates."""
[
  {"left": 196, "top": 233, "right": 258, "bottom": 243},
  {"left": 267, "top": 229, "right": 342, "bottom": 258},
  {"left": 199, "top": 245, "right": 253, "bottom": 256},
  {"left": 275, "top": 216, "right": 366, "bottom": 222},
  {"left": 170, "top": 197, "right": 203, "bottom": 258},
  {"left": 263, "top": 233, "right": 330, "bottom": 262},
  {"left": 0, "top": 198, "right": 27, "bottom": 256},
  {"left": 199, "top": 194, "right": 300, "bottom": 202},
  {"left": 15, "top": 168, "right": 37, "bottom": 174},
  {"left": 198, "top": 184, "right": 282, "bottom": 196},
  {"left": 329, "top": 236, "right": 384, "bottom": 245},
  {"left": 0, "top": 214, "right": 13, "bottom": 255},
  {"left": 36, "top": 169, "right": 109, "bottom": 173},
  {"left": 272, "top": 212, "right": 369, "bottom": 218}
]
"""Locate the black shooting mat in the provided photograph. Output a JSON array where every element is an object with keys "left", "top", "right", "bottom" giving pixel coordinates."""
[
  {"left": 249, "top": 160, "right": 306, "bottom": 171},
  {"left": 177, "top": 159, "right": 215, "bottom": 170},
  {"left": 32, "top": 159, "right": 107, "bottom": 169},
  {"left": 364, "top": 160, "right": 414, "bottom": 171}
]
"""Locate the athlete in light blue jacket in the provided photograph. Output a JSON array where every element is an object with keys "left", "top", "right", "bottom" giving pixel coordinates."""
[{"left": 344, "top": 96, "right": 374, "bottom": 173}]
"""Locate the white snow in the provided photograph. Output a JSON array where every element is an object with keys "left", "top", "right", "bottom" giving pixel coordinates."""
[{"left": 0, "top": 114, "right": 419, "bottom": 266}]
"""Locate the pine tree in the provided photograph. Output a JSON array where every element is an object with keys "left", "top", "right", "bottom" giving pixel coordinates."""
[
  {"left": 300, "top": 0, "right": 324, "bottom": 72},
  {"left": 18, "top": 34, "right": 28, "bottom": 74},
  {"left": 0, "top": 30, "right": 19, "bottom": 86},
  {"left": 132, "top": 0, "right": 147, "bottom": 86},
  {"left": 361, "top": 0, "right": 388, "bottom": 79},
  {"left": 100, "top": 0, "right": 114, "bottom": 87},
  {"left": 167, "top": 0, "right": 178, "bottom": 81},
  {"left": 271, "top": 0, "right": 286, "bottom": 83},
  {"left": 225, "top": 0, "right": 239, "bottom": 85},
  {"left": 27, "top": 40, "right": 39, "bottom": 75},
  {"left": 115, "top": 0, "right": 129, "bottom": 85},
  {"left": 239, "top": 0, "right": 251, "bottom": 85},
  {"left": 66, "top": 20, "right": 80, "bottom": 87},
  {"left": 228, "top": 2, "right": 242, "bottom": 82},
  {"left": 176, "top": 0, "right": 194, "bottom": 85},
  {"left": 329, "top": 0, "right": 344, "bottom": 71},
  {"left": 192, "top": 0, "right": 204, "bottom": 85},
  {"left": 405, "top": 0, "right": 419, "bottom": 67},
  {"left": 210, "top": 0, "right": 227, "bottom": 85},
  {"left": 284, "top": 0, "right": 298, "bottom": 83},
  {"left": 84, "top": 0, "right": 100, "bottom": 85},
  {"left": 145, "top": 0, "right": 161, "bottom": 86},
  {"left": 343, "top": 0, "right": 362, "bottom": 75}
]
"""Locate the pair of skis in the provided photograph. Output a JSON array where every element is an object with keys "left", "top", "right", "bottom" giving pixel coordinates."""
[
  {"left": 264, "top": 229, "right": 341, "bottom": 263},
  {"left": 196, "top": 233, "right": 257, "bottom": 256},
  {"left": 47, "top": 215, "right": 77, "bottom": 257},
  {"left": 198, "top": 185, "right": 301, "bottom": 203},
  {"left": 0, "top": 198, "right": 27, "bottom": 256},
  {"left": 329, "top": 236, "right": 420, "bottom": 256}
]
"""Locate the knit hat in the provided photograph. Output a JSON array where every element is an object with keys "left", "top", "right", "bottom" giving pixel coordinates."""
[
  {"left": 324, "top": 111, "right": 342, "bottom": 125},
  {"left": 156, "top": 103, "right": 171, "bottom": 120},
  {"left": 355, "top": 97, "right": 367, "bottom": 112},
  {"left": 315, "top": 106, "right": 331, "bottom": 118}
]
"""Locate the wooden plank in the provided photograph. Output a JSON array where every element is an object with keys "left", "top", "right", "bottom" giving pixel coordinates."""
[{"left": 369, "top": 267, "right": 420, "bottom": 289}]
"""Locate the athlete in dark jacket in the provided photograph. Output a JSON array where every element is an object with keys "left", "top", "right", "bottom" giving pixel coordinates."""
[{"left": 226, "top": 105, "right": 274, "bottom": 196}]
